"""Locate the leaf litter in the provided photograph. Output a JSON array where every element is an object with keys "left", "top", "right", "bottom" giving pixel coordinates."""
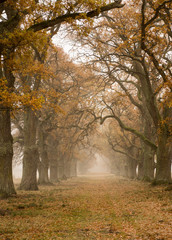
[{"left": 0, "top": 175, "right": 171, "bottom": 240}]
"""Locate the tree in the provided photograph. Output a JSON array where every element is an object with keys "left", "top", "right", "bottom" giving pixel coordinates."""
[
  {"left": 0, "top": 0, "right": 124, "bottom": 197},
  {"left": 140, "top": 0, "right": 172, "bottom": 182},
  {"left": 18, "top": 31, "right": 58, "bottom": 190},
  {"left": 71, "top": 0, "right": 171, "bottom": 182}
]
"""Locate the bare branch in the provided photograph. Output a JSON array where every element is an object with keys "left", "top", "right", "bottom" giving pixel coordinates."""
[{"left": 100, "top": 100, "right": 157, "bottom": 150}]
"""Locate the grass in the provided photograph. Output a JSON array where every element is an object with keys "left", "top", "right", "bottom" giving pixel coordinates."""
[{"left": 0, "top": 174, "right": 171, "bottom": 239}]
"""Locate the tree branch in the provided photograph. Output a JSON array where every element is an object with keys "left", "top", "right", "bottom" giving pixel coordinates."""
[
  {"left": 100, "top": 101, "right": 157, "bottom": 150},
  {"left": 28, "top": 2, "right": 125, "bottom": 32},
  {"left": 141, "top": 0, "right": 170, "bottom": 85}
]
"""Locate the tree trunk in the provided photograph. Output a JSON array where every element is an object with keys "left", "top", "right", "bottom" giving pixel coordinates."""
[
  {"left": 50, "top": 162, "right": 58, "bottom": 182},
  {"left": 137, "top": 161, "right": 144, "bottom": 179},
  {"left": 38, "top": 126, "right": 50, "bottom": 184},
  {"left": 19, "top": 108, "right": 38, "bottom": 190},
  {"left": 70, "top": 158, "right": 77, "bottom": 177},
  {"left": 0, "top": 108, "right": 16, "bottom": 197},
  {"left": 142, "top": 112, "right": 155, "bottom": 181},
  {"left": 0, "top": 57, "right": 16, "bottom": 197},
  {"left": 156, "top": 128, "right": 171, "bottom": 182},
  {"left": 64, "top": 158, "right": 71, "bottom": 178},
  {"left": 38, "top": 152, "right": 49, "bottom": 184},
  {"left": 110, "top": 159, "right": 121, "bottom": 176},
  {"left": 156, "top": 105, "right": 171, "bottom": 182},
  {"left": 58, "top": 159, "right": 64, "bottom": 179},
  {"left": 143, "top": 145, "right": 155, "bottom": 181},
  {"left": 127, "top": 158, "right": 137, "bottom": 179}
]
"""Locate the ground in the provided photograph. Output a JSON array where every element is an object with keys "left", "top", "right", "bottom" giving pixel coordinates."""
[{"left": 0, "top": 174, "right": 171, "bottom": 240}]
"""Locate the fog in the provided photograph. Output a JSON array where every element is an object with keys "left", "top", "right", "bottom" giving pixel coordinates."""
[
  {"left": 13, "top": 153, "right": 111, "bottom": 180},
  {"left": 13, "top": 164, "right": 22, "bottom": 179},
  {"left": 88, "top": 154, "right": 110, "bottom": 174}
]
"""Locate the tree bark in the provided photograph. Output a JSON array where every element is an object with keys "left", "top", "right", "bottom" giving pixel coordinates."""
[
  {"left": 0, "top": 56, "right": 16, "bottom": 197},
  {"left": 19, "top": 108, "right": 38, "bottom": 190},
  {"left": 38, "top": 150, "right": 49, "bottom": 184},
  {"left": 0, "top": 108, "right": 16, "bottom": 197},
  {"left": 50, "top": 162, "right": 58, "bottom": 182},
  {"left": 38, "top": 125, "right": 50, "bottom": 184},
  {"left": 143, "top": 145, "right": 155, "bottom": 181},
  {"left": 142, "top": 115, "right": 155, "bottom": 181},
  {"left": 137, "top": 160, "right": 144, "bottom": 180},
  {"left": 70, "top": 158, "right": 77, "bottom": 177},
  {"left": 127, "top": 157, "right": 137, "bottom": 179},
  {"left": 156, "top": 127, "right": 171, "bottom": 182},
  {"left": 57, "top": 158, "right": 64, "bottom": 179},
  {"left": 64, "top": 158, "right": 71, "bottom": 178}
]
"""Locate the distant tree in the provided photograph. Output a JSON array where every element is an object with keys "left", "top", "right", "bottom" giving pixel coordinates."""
[{"left": 105, "top": 114, "right": 137, "bottom": 178}]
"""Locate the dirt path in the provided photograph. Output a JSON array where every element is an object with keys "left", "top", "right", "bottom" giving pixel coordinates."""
[{"left": 0, "top": 174, "right": 172, "bottom": 239}]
